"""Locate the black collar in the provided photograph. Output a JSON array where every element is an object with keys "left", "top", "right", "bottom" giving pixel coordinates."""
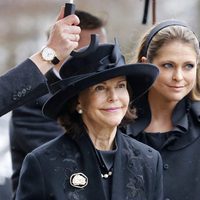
[
  {"left": 127, "top": 96, "right": 189, "bottom": 135},
  {"left": 126, "top": 96, "right": 200, "bottom": 150}
]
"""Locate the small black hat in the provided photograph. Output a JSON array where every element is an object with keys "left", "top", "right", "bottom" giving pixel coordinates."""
[{"left": 43, "top": 41, "right": 159, "bottom": 119}]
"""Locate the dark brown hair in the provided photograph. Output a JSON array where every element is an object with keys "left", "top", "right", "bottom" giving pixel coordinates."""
[{"left": 75, "top": 10, "right": 106, "bottom": 30}]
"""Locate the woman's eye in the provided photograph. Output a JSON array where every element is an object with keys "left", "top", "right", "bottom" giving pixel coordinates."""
[
  {"left": 118, "top": 83, "right": 126, "bottom": 88},
  {"left": 185, "top": 64, "right": 194, "bottom": 70},
  {"left": 94, "top": 85, "right": 105, "bottom": 92},
  {"left": 162, "top": 63, "right": 173, "bottom": 68}
]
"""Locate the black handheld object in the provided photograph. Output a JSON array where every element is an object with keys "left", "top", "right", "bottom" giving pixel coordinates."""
[
  {"left": 64, "top": 2, "right": 99, "bottom": 58},
  {"left": 64, "top": 2, "right": 75, "bottom": 16}
]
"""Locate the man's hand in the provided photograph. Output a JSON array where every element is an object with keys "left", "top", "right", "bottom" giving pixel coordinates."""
[{"left": 30, "top": 6, "right": 81, "bottom": 74}]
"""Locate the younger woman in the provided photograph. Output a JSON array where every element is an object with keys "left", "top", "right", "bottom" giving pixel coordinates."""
[{"left": 127, "top": 20, "right": 200, "bottom": 200}]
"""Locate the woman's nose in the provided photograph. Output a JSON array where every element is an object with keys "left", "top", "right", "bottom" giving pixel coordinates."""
[
  {"left": 107, "top": 89, "right": 118, "bottom": 102},
  {"left": 172, "top": 69, "right": 183, "bottom": 81}
]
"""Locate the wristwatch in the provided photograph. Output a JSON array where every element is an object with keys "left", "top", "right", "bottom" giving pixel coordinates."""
[{"left": 41, "top": 47, "right": 60, "bottom": 65}]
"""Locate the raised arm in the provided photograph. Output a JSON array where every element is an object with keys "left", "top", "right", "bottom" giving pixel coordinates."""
[{"left": 0, "top": 7, "right": 80, "bottom": 117}]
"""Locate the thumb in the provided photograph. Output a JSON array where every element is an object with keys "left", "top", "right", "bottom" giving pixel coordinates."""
[{"left": 56, "top": 6, "right": 65, "bottom": 21}]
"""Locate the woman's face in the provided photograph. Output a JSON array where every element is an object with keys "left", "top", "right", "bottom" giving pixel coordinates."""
[
  {"left": 149, "top": 40, "right": 197, "bottom": 103},
  {"left": 77, "top": 76, "right": 129, "bottom": 130}
]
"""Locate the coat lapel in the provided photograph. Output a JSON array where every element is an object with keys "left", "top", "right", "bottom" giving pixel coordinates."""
[
  {"left": 74, "top": 132, "right": 107, "bottom": 200},
  {"left": 111, "top": 131, "right": 147, "bottom": 200}
]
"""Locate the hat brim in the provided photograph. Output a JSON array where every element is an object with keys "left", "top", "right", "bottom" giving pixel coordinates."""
[{"left": 43, "top": 63, "right": 158, "bottom": 119}]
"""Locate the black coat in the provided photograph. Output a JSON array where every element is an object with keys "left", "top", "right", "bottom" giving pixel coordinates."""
[
  {"left": 0, "top": 59, "right": 48, "bottom": 116},
  {"left": 15, "top": 130, "right": 163, "bottom": 200},
  {"left": 126, "top": 96, "right": 200, "bottom": 200}
]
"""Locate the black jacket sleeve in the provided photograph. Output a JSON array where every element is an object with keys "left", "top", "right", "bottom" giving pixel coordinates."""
[{"left": 0, "top": 59, "right": 49, "bottom": 116}]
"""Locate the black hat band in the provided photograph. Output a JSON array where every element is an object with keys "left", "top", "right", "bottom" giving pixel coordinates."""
[{"left": 141, "top": 20, "right": 187, "bottom": 57}]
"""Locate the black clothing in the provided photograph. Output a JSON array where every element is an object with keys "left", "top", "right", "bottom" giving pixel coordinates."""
[
  {"left": 9, "top": 69, "right": 64, "bottom": 198},
  {"left": 127, "top": 96, "right": 200, "bottom": 200},
  {"left": 0, "top": 59, "right": 48, "bottom": 116},
  {"left": 96, "top": 148, "right": 116, "bottom": 200},
  {"left": 16, "top": 130, "right": 163, "bottom": 200}
]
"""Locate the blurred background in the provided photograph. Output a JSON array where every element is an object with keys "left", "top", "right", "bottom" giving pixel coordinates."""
[{"left": 0, "top": 0, "right": 199, "bottom": 199}]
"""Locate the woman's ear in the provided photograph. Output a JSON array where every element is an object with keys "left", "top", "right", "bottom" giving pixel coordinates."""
[{"left": 141, "top": 56, "right": 148, "bottom": 63}]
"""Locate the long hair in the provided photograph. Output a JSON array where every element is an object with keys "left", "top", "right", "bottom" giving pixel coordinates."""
[{"left": 133, "top": 24, "right": 200, "bottom": 100}]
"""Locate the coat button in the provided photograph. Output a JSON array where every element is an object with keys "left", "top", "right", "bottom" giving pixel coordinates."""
[
  {"left": 163, "top": 163, "right": 169, "bottom": 170},
  {"left": 17, "top": 91, "right": 22, "bottom": 97},
  {"left": 26, "top": 85, "right": 31, "bottom": 90},
  {"left": 22, "top": 89, "right": 26, "bottom": 96},
  {"left": 12, "top": 95, "right": 18, "bottom": 100}
]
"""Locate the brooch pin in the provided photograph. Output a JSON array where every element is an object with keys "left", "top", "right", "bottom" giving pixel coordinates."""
[{"left": 70, "top": 172, "right": 88, "bottom": 188}]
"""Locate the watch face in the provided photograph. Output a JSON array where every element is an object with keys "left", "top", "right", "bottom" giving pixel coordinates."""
[{"left": 42, "top": 47, "right": 56, "bottom": 61}]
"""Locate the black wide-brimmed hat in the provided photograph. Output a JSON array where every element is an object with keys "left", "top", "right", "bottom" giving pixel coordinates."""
[{"left": 43, "top": 41, "right": 159, "bottom": 119}]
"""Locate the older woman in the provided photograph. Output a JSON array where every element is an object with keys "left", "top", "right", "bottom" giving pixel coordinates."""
[{"left": 16, "top": 41, "right": 163, "bottom": 200}]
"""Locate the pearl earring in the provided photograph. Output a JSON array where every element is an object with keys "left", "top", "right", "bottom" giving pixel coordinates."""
[{"left": 78, "top": 109, "right": 83, "bottom": 114}]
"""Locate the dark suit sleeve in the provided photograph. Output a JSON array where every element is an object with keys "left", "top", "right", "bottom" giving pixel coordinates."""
[
  {"left": 15, "top": 153, "right": 46, "bottom": 200},
  {"left": 0, "top": 59, "right": 49, "bottom": 116}
]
